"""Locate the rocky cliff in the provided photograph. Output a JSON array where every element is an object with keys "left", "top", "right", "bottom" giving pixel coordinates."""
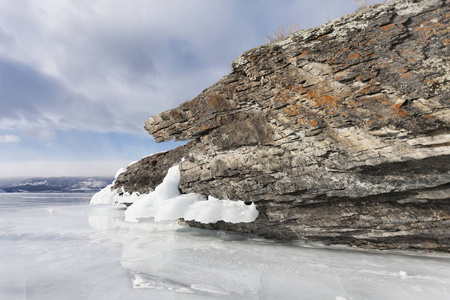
[{"left": 115, "top": 0, "right": 450, "bottom": 251}]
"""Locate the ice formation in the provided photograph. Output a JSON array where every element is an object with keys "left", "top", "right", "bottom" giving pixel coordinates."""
[
  {"left": 89, "top": 183, "right": 123, "bottom": 204},
  {"left": 91, "top": 165, "right": 259, "bottom": 224}
]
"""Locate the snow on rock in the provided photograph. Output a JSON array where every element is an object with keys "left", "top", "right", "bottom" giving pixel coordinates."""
[
  {"left": 90, "top": 184, "right": 122, "bottom": 205},
  {"left": 91, "top": 164, "right": 259, "bottom": 224},
  {"left": 114, "top": 167, "right": 126, "bottom": 179},
  {"left": 91, "top": 165, "right": 140, "bottom": 205},
  {"left": 184, "top": 196, "right": 258, "bottom": 224}
]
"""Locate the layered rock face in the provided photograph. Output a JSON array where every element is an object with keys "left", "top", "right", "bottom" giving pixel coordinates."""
[{"left": 115, "top": 0, "right": 450, "bottom": 251}]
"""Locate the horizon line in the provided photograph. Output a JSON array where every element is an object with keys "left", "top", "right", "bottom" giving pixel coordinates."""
[{"left": 0, "top": 160, "right": 134, "bottom": 178}]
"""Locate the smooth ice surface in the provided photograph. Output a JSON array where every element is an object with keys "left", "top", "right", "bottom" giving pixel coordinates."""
[
  {"left": 92, "top": 165, "right": 259, "bottom": 224},
  {"left": 1, "top": 193, "right": 449, "bottom": 300}
]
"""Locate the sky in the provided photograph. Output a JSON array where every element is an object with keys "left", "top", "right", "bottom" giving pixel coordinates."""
[{"left": 0, "top": 0, "right": 383, "bottom": 178}]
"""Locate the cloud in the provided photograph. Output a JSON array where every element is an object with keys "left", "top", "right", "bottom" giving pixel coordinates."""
[
  {"left": 0, "top": 27, "right": 15, "bottom": 50},
  {"left": 0, "top": 135, "right": 20, "bottom": 143},
  {"left": 0, "top": 58, "right": 122, "bottom": 137},
  {"left": 0, "top": 0, "right": 241, "bottom": 136},
  {"left": 0, "top": 1, "right": 361, "bottom": 137},
  {"left": 0, "top": 0, "right": 367, "bottom": 176}
]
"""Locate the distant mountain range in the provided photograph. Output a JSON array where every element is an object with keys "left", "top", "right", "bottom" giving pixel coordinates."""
[{"left": 0, "top": 177, "right": 114, "bottom": 193}]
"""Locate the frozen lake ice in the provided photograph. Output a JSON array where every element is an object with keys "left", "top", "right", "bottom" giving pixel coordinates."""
[{"left": 0, "top": 193, "right": 449, "bottom": 299}]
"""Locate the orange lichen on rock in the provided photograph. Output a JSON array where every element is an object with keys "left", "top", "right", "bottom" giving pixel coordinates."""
[
  {"left": 306, "top": 90, "right": 317, "bottom": 100},
  {"left": 299, "top": 50, "right": 309, "bottom": 58},
  {"left": 297, "top": 117, "right": 319, "bottom": 127},
  {"left": 273, "top": 85, "right": 306, "bottom": 105},
  {"left": 309, "top": 119, "right": 319, "bottom": 126},
  {"left": 209, "top": 99, "right": 219, "bottom": 107},
  {"left": 391, "top": 103, "right": 404, "bottom": 110},
  {"left": 358, "top": 83, "right": 376, "bottom": 94},
  {"left": 187, "top": 99, "right": 200, "bottom": 112},
  {"left": 304, "top": 88, "right": 342, "bottom": 114},
  {"left": 284, "top": 104, "right": 302, "bottom": 116},
  {"left": 348, "top": 52, "right": 360, "bottom": 59},
  {"left": 414, "top": 19, "right": 449, "bottom": 43},
  {"left": 373, "top": 114, "right": 385, "bottom": 120},
  {"left": 381, "top": 23, "right": 396, "bottom": 31},
  {"left": 391, "top": 102, "right": 410, "bottom": 117},
  {"left": 401, "top": 72, "right": 413, "bottom": 79},
  {"left": 206, "top": 93, "right": 230, "bottom": 111},
  {"left": 284, "top": 101, "right": 321, "bottom": 128},
  {"left": 169, "top": 110, "right": 184, "bottom": 119},
  {"left": 314, "top": 95, "right": 339, "bottom": 108},
  {"left": 394, "top": 108, "right": 410, "bottom": 117},
  {"left": 274, "top": 89, "right": 292, "bottom": 104}
]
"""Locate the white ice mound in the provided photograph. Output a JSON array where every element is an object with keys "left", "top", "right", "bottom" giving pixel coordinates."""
[
  {"left": 184, "top": 196, "right": 259, "bottom": 224},
  {"left": 90, "top": 165, "right": 129, "bottom": 205},
  {"left": 90, "top": 184, "right": 121, "bottom": 205},
  {"left": 122, "top": 164, "right": 258, "bottom": 224}
]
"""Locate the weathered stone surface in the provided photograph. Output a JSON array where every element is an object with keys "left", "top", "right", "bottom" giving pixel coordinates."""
[
  {"left": 114, "top": 141, "right": 195, "bottom": 195},
  {"left": 116, "top": 0, "right": 450, "bottom": 251}
]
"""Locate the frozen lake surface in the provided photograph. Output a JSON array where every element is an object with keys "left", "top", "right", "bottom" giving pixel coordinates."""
[{"left": 0, "top": 193, "right": 449, "bottom": 300}]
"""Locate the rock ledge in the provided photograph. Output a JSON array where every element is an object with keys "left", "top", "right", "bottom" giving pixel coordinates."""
[{"left": 116, "top": 0, "right": 450, "bottom": 252}]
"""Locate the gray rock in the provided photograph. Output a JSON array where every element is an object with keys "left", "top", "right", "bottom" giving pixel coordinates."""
[{"left": 115, "top": 0, "right": 450, "bottom": 251}]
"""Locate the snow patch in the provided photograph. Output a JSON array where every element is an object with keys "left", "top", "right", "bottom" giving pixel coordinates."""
[
  {"left": 90, "top": 184, "right": 122, "bottom": 205},
  {"left": 91, "top": 164, "right": 259, "bottom": 224},
  {"left": 12, "top": 180, "right": 48, "bottom": 187},
  {"left": 184, "top": 196, "right": 258, "bottom": 224},
  {"left": 115, "top": 167, "right": 126, "bottom": 179}
]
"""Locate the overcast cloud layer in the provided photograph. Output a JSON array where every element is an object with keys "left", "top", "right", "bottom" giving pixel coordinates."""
[{"left": 0, "top": 0, "right": 381, "bottom": 177}]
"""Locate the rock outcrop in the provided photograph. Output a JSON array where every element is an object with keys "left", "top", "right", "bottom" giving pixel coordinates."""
[{"left": 115, "top": 0, "right": 450, "bottom": 251}]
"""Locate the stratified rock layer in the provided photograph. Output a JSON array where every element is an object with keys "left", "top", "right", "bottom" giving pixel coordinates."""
[{"left": 116, "top": 0, "right": 450, "bottom": 251}]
